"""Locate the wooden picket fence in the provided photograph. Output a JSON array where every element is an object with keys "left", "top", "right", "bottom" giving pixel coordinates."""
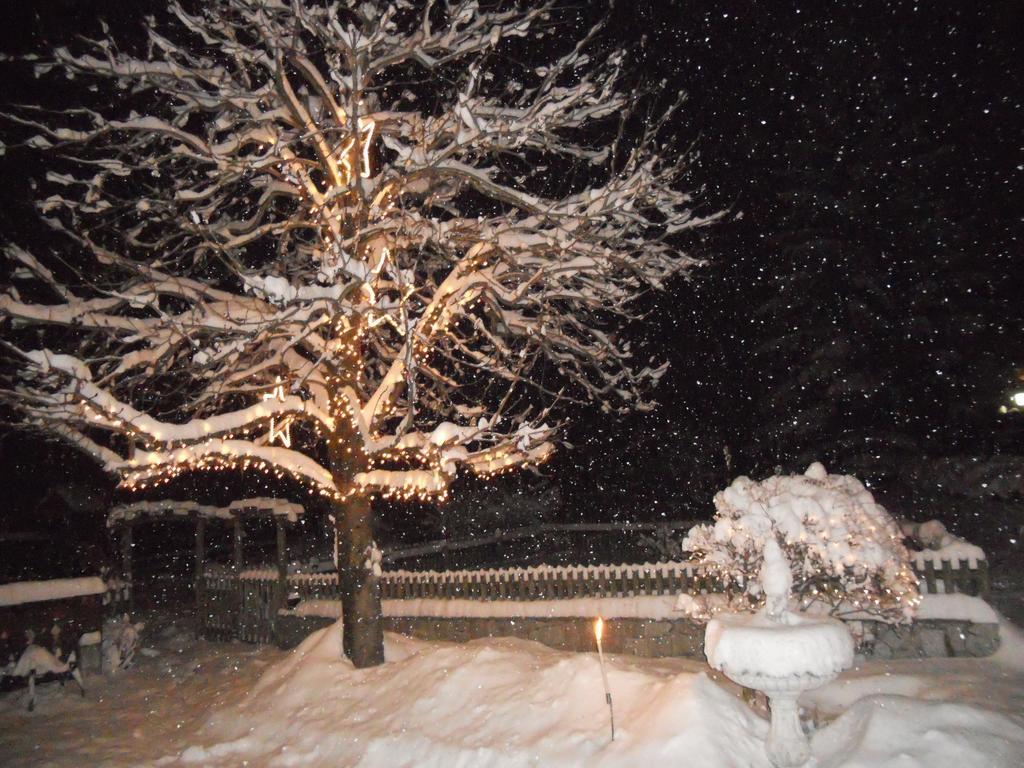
[
  {"left": 198, "top": 552, "right": 989, "bottom": 642},
  {"left": 282, "top": 554, "right": 988, "bottom": 602},
  {"left": 198, "top": 573, "right": 242, "bottom": 641},
  {"left": 377, "top": 562, "right": 712, "bottom": 601},
  {"left": 915, "top": 557, "right": 989, "bottom": 597}
]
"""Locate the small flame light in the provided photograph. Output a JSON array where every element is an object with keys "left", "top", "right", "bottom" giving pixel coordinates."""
[{"left": 593, "top": 616, "right": 615, "bottom": 742}]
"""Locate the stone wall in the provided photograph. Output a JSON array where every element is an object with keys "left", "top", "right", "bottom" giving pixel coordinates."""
[
  {"left": 868, "top": 619, "right": 1000, "bottom": 659},
  {"left": 382, "top": 616, "right": 706, "bottom": 657},
  {"left": 273, "top": 612, "right": 1000, "bottom": 660}
]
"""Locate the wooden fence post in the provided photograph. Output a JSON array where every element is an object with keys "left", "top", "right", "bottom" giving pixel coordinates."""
[
  {"left": 275, "top": 517, "right": 288, "bottom": 632},
  {"left": 922, "top": 561, "right": 937, "bottom": 594},
  {"left": 120, "top": 523, "right": 134, "bottom": 616},
  {"left": 233, "top": 516, "right": 244, "bottom": 571},
  {"left": 940, "top": 559, "right": 955, "bottom": 594},
  {"left": 194, "top": 517, "right": 206, "bottom": 638},
  {"left": 976, "top": 559, "right": 990, "bottom": 597}
]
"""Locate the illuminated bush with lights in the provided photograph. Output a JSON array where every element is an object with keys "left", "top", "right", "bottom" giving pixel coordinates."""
[{"left": 683, "top": 462, "right": 920, "bottom": 624}]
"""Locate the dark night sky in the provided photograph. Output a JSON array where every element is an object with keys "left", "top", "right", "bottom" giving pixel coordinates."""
[
  {"left": 0, "top": 1, "right": 1020, "bottom": 544},
  {"left": 556, "top": 0, "right": 1021, "bottom": 522}
]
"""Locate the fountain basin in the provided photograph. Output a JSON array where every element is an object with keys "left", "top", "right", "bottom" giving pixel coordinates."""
[
  {"left": 706, "top": 610, "right": 853, "bottom": 685},
  {"left": 706, "top": 611, "right": 853, "bottom": 767}
]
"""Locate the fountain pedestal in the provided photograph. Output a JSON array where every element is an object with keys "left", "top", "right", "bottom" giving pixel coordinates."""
[{"left": 705, "top": 539, "right": 854, "bottom": 767}]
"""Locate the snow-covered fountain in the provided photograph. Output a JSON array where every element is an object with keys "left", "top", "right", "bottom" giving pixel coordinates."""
[
  {"left": 684, "top": 462, "right": 918, "bottom": 767},
  {"left": 704, "top": 538, "right": 853, "bottom": 767}
]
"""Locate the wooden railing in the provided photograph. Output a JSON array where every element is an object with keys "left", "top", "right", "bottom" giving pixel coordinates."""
[
  {"left": 1, "top": 579, "right": 131, "bottom": 662},
  {"left": 198, "top": 553, "right": 989, "bottom": 641},
  {"left": 377, "top": 562, "right": 712, "bottom": 601},
  {"left": 912, "top": 555, "right": 989, "bottom": 597}
]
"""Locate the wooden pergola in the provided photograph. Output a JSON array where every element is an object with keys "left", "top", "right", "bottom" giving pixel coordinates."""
[{"left": 106, "top": 498, "right": 305, "bottom": 621}]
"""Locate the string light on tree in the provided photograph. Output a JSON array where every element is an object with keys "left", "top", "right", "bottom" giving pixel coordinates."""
[{"left": 263, "top": 376, "right": 295, "bottom": 448}]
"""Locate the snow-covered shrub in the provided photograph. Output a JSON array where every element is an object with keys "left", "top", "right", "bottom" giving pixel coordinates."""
[{"left": 683, "top": 462, "right": 919, "bottom": 623}]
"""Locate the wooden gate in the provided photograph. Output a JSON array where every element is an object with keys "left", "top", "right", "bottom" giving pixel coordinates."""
[
  {"left": 237, "top": 577, "right": 281, "bottom": 644},
  {"left": 199, "top": 574, "right": 240, "bottom": 641}
]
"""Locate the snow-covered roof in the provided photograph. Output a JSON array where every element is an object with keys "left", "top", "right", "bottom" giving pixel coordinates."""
[{"left": 107, "top": 497, "right": 304, "bottom": 527}]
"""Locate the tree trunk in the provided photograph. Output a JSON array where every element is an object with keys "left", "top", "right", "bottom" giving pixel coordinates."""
[
  {"left": 335, "top": 494, "right": 384, "bottom": 667},
  {"left": 327, "top": 307, "right": 384, "bottom": 667}
]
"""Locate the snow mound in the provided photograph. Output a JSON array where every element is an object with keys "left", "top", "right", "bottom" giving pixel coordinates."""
[
  {"left": 993, "top": 613, "right": 1024, "bottom": 671},
  {"left": 184, "top": 622, "right": 770, "bottom": 768},
  {"left": 286, "top": 593, "right": 685, "bottom": 620},
  {"left": 813, "top": 695, "right": 1024, "bottom": 768},
  {"left": 158, "top": 620, "right": 1024, "bottom": 768},
  {"left": 916, "top": 593, "right": 998, "bottom": 623}
]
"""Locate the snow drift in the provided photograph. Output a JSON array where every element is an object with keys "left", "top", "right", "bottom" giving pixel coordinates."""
[{"left": 165, "top": 620, "right": 1024, "bottom": 768}]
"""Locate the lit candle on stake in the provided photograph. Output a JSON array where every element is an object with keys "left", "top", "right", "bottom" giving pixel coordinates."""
[{"left": 594, "top": 616, "right": 615, "bottom": 741}]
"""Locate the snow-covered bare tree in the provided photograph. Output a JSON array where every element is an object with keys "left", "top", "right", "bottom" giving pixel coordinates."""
[{"left": 0, "top": 0, "right": 714, "bottom": 666}]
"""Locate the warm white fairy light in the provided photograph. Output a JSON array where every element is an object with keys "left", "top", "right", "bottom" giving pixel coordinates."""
[
  {"left": 336, "top": 118, "right": 376, "bottom": 184},
  {"left": 263, "top": 376, "right": 294, "bottom": 448},
  {"left": 118, "top": 446, "right": 342, "bottom": 500}
]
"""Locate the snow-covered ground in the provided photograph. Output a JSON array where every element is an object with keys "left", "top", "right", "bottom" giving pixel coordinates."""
[
  {"left": 0, "top": 617, "right": 278, "bottom": 767},
  {"left": 2, "top": 614, "right": 1023, "bottom": 767}
]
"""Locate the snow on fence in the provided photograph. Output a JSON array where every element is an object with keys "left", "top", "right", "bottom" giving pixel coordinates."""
[
  {"left": 0, "top": 577, "right": 129, "bottom": 614},
  {"left": 228, "top": 553, "right": 987, "bottom": 602},
  {"left": 234, "top": 561, "right": 714, "bottom": 604},
  {"left": 0, "top": 578, "right": 131, "bottom": 672},
  {"left": 198, "top": 551, "right": 989, "bottom": 647},
  {"left": 381, "top": 520, "right": 701, "bottom": 564},
  {"left": 911, "top": 550, "right": 989, "bottom": 596},
  {"left": 0, "top": 577, "right": 107, "bottom": 607}
]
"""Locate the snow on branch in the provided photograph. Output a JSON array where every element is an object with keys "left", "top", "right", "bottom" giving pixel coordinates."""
[{"left": 1, "top": 0, "right": 714, "bottom": 501}]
